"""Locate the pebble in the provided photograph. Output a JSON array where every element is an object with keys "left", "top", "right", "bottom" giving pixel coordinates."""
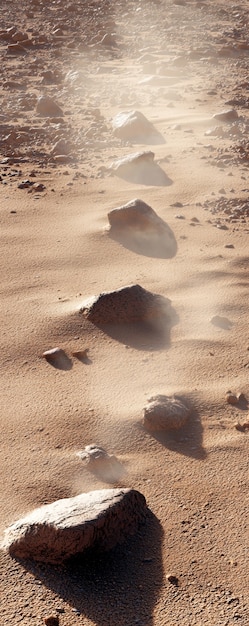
[
  {"left": 226, "top": 392, "right": 238, "bottom": 405},
  {"left": 234, "top": 421, "right": 249, "bottom": 432},
  {"left": 36, "top": 95, "right": 63, "bottom": 118},
  {"left": 42, "top": 348, "right": 67, "bottom": 365},
  {"left": 72, "top": 349, "right": 89, "bottom": 360},
  {"left": 44, "top": 616, "right": 59, "bottom": 626},
  {"left": 166, "top": 574, "right": 179, "bottom": 586}
]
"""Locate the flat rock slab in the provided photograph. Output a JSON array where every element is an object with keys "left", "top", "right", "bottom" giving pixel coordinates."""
[
  {"left": 107, "top": 198, "right": 177, "bottom": 258},
  {"left": 3, "top": 488, "right": 147, "bottom": 564},
  {"left": 80, "top": 284, "right": 174, "bottom": 326},
  {"left": 111, "top": 151, "right": 171, "bottom": 186},
  {"left": 143, "top": 394, "right": 190, "bottom": 431},
  {"left": 112, "top": 110, "right": 164, "bottom": 144}
]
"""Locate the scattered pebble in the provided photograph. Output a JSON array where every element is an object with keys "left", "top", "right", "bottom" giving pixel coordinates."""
[
  {"left": 166, "top": 574, "right": 179, "bottom": 586},
  {"left": 226, "top": 392, "right": 238, "bottom": 405},
  {"left": 44, "top": 616, "right": 59, "bottom": 626}
]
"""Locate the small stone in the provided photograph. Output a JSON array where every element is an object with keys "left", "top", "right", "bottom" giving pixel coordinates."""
[
  {"left": 226, "top": 392, "right": 238, "bottom": 405},
  {"left": 18, "top": 179, "right": 33, "bottom": 189},
  {"left": 72, "top": 349, "right": 89, "bottom": 360},
  {"left": 234, "top": 421, "right": 249, "bottom": 432},
  {"left": 51, "top": 139, "right": 71, "bottom": 156},
  {"left": 143, "top": 394, "right": 190, "bottom": 431},
  {"left": 166, "top": 574, "right": 179, "bottom": 586},
  {"left": 77, "top": 444, "right": 124, "bottom": 483},
  {"left": 36, "top": 95, "right": 63, "bottom": 117},
  {"left": 43, "top": 347, "right": 62, "bottom": 360},
  {"left": 44, "top": 616, "right": 59, "bottom": 626},
  {"left": 42, "top": 347, "right": 71, "bottom": 369},
  {"left": 224, "top": 244, "right": 234, "bottom": 249}
]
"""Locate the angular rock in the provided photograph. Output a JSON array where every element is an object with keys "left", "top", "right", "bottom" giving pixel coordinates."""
[
  {"left": 112, "top": 110, "right": 163, "bottom": 143},
  {"left": 80, "top": 284, "right": 174, "bottom": 326},
  {"left": 143, "top": 394, "right": 190, "bottom": 431},
  {"left": 3, "top": 488, "right": 147, "bottom": 564},
  {"left": 111, "top": 152, "right": 170, "bottom": 186},
  {"left": 213, "top": 109, "right": 238, "bottom": 122},
  {"left": 112, "top": 151, "right": 155, "bottom": 171},
  {"left": 77, "top": 444, "right": 124, "bottom": 483},
  {"left": 36, "top": 95, "right": 63, "bottom": 117},
  {"left": 107, "top": 198, "right": 177, "bottom": 258},
  {"left": 51, "top": 139, "right": 71, "bottom": 156}
]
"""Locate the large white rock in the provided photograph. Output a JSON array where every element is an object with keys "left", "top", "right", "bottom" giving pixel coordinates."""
[{"left": 3, "top": 488, "right": 147, "bottom": 564}]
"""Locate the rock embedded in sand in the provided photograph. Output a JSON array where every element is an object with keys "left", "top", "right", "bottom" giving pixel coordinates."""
[
  {"left": 213, "top": 109, "right": 238, "bottom": 123},
  {"left": 226, "top": 392, "right": 238, "bottom": 405},
  {"left": 36, "top": 95, "right": 63, "bottom": 118},
  {"left": 77, "top": 444, "right": 124, "bottom": 483},
  {"left": 80, "top": 284, "right": 174, "bottom": 326},
  {"left": 111, "top": 151, "right": 170, "bottom": 186},
  {"left": 42, "top": 347, "right": 63, "bottom": 360},
  {"left": 44, "top": 616, "right": 59, "bottom": 626},
  {"left": 108, "top": 198, "right": 167, "bottom": 232},
  {"left": 3, "top": 488, "right": 147, "bottom": 563},
  {"left": 112, "top": 150, "right": 155, "bottom": 172},
  {"left": 107, "top": 198, "right": 177, "bottom": 258},
  {"left": 143, "top": 394, "right": 190, "bottom": 431}
]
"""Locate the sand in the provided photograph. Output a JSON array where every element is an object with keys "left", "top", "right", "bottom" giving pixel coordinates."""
[{"left": 0, "top": 0, "right": 249, "bottom": 624}]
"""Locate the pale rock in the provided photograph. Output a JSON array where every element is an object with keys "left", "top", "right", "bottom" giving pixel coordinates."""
[
  {"left": 3, "top": 488, "right": 147, "bottom": 563},
  {"left": 77, "top": 444, "right": 124, "bottom": 483},
  {"left": 213, "top": 109, "right": 238, "bottom": 122},
  {"left": 112, "top": 110, "right": 163, "bottom": 144},
  {"left": 143, "top": 394, "right": 190, "bottom": 431},
  {"left": 111, "top": 151, "right": 170, "bottom": 186}
]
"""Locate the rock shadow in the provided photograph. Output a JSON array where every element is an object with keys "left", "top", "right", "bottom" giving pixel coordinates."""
[
  {"left": 147, "top": 404, "right": 206, "bottom": 460},
  {"left": 16, "top": 509, "right": 164, "bottom": 626},
  {"left": 89, "top": 308, "right": 179, "bottom": 351},
  {"left": 108, "top": 224, "right": 177, "bottom": 259}
]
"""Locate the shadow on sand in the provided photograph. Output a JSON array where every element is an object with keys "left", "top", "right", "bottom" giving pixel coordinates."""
[
  {"left": 145, "top": 403, "right": 206, "bottom": 461},
  {"left": 108, "top": 224, "right": 177, "bottom": 259},
  {"left": 16, "top": 510, "right": 164, "bottom": 626},
  {"left": 91, "top": 307, "right": 179, "bottom": 351}
]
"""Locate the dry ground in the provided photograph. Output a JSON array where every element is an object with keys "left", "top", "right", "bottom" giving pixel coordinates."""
[{"left": 0, "top": 1, "right": 249, "bottom": 625}]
